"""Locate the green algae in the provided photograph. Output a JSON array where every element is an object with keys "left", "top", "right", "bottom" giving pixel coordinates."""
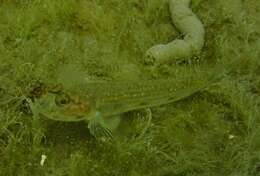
[{"left": 0, "top": 0, "right": 259, "bottom": 175}]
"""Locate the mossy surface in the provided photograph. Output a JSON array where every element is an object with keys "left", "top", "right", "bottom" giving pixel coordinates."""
[{"left": 0, "top": 0, "right": 259, "bottom": 175}]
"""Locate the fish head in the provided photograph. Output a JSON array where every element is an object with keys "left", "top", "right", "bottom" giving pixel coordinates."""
[{"left": 29, "top": 91, "right": 96, "bottom": 122}]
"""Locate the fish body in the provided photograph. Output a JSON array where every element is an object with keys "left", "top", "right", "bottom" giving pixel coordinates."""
[
  {"left": 89, "top": 79, "right": 205, "bottom": 117},
  {"left": 29, "top": 75, "right": 219, "bottom": 138}
]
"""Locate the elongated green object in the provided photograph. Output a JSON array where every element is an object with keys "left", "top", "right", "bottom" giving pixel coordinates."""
[
  {"left": 28, "top": 70, "right": 221, "bottom": 139},
  {"left": 145, "top": 0, "right": 205, "bottom": 64}
]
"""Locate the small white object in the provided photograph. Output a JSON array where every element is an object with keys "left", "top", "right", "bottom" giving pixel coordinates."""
[
  {"left": 40, "top": 154, "right": 47, "bottom": 166},
  {"left": 228, "top": 134, "right": 235, "bottom": 139}
]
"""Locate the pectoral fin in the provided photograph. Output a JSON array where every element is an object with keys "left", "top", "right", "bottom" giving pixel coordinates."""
[{"left": 87, "top": 112, "right": 121, "bottom": 139}]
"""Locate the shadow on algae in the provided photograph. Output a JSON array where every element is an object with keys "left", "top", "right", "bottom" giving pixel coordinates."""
[{"left": 0, "top": 0, "right": 259, "bottom": 175}]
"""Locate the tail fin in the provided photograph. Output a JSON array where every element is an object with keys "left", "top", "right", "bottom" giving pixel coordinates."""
[{"left": 202, "top": 58, "right": 238, "bottom": 90}]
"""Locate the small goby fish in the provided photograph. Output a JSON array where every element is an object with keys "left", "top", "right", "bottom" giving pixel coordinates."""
[{"left": 29, "top": 74, "right": 220, "bottom": 138}]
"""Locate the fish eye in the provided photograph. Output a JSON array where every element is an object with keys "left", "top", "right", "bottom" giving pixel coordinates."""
[{"left": 55, "top": 93, "right": 70, "bottom": 106}]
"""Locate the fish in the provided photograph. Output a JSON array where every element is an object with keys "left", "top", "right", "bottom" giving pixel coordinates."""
[{"left": 28, "top": 72, "right": 221, "bottom": 139}]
